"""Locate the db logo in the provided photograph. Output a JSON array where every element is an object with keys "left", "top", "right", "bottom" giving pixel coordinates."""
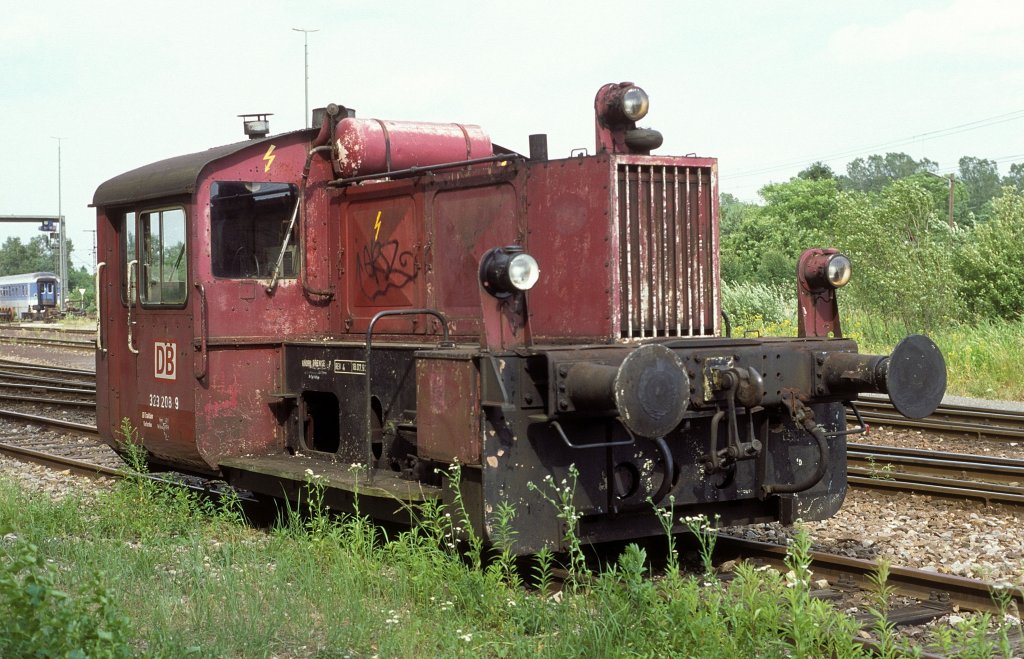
[{"left": 155, "top": 341, "right": 177, "bottom": 380}]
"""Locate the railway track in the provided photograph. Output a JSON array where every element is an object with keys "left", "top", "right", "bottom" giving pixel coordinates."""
[
  {"left": 0, "top": 325, "right": 96, "bottom": 350},
  {"left": 0, "top": 433, "right": 121, "bottom": 479},
  {"left": 852, "top": 394, "right": 1024, "bottom": 442},
  {"left": 0, "top": 358, "right": 97, "bottom": 412},
  {"left": 715, "top": 535, "right": 1024, "bottom": 616},
  {"left": 849, "top": 443, "right": 1024, "bottom": 506}
]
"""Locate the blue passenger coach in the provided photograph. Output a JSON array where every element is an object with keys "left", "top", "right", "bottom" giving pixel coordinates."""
[{"left": 0, "top": 272, "right": 60, "bottom": 320}]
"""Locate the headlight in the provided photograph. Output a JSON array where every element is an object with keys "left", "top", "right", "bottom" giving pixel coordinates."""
[
  {"left": 480, "top": 246, "right": 540, "bottom": 298},
  {"left": 826, "top": 254, "right": 852, "bottom": 287},
  {"left": 621, "top": 87, "right": 649, "bottom": 121},
  {"left": 507, "top": 253, "right": 540, "bottom": 290}
]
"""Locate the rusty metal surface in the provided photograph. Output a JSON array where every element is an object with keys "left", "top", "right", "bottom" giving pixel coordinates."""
[
  {"left": 430, "top": 183, "right": 522, "bottom": 345},
  {"left": 416, "top": 353, "right": 481, "bottom": 464},
  {"left": 616, "top": 159, "right": 719, "bottom": 339},
  {"left": 195, "top": 348, "right": 282, "bottom": 468},
  {"left": 333, "top": 118, "right": 492, "bottom": 178},
  {"left": 525, "top": 156, "right": 620, "bottom": 341},
  {"left": 796, "top": 248, "right": 842, "bottom": 338}
]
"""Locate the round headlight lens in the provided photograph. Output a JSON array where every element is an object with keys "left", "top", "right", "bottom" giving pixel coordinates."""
[
  {"left": 621, "top": 87, "right": 649, "bottom": 121},
  {"left": 826, "top": 254, "right": 852, "bottom": 287},
  {"left": 508, "top": 253, "right": 540, "bottom": 291}
]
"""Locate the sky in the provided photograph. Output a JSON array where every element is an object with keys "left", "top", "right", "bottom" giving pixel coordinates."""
[{"left": 2, "top": 0, "right": 1023, "bottom": 273}]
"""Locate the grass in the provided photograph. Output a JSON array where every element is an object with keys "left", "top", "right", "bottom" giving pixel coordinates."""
[
  {"left": 3, "top": 457, "right": 1021, "bottom": 657},
  {"left": 847, "top": 316, "right": 1024, "bottom": 401}
]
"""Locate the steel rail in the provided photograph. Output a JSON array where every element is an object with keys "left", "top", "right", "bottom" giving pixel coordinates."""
[
  {"left": 0, "top": 326, "right": 96, "bottom": 335},
  {"left": 851, "top": 397, "right": 1024, "bottom": 441},
  {"left": 0, "top": 382, "right": 96, "bottom": 396},
  {"left": 0, "top": 336, "right": 95, "bottom": 349},
  {"left": 848, "top": 443, "right": 1024, "bottom": 505},
  {"left": 0, "top": 407, "right": 99, "bottom": 434},
  {"left": 0, "top": 393, "right": 95, "bottom": 408},
  {"left": 850, "top": 443, "right": 1024, "bottom": 485},
  {"left": 848, "top": 472, "right": 1024, "bottom": 506},
  {"left": 0, "top": 437, "right": 260, "bottom": 508},
  {"left": 0, "top": 370, "right": 96, "bottom": 388},
  {"left": 0, "top": 358, "right": 96, "bottom": 377},
  {"left": 0, "top": 440, "right": 122, "bottom": 479},
  {"left": 715, "top": 535, "right": 1024, "bottom": 614}
]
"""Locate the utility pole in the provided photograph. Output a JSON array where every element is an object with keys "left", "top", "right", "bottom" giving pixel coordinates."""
[
  {"left": 51, "top": 136, "right": 67, "bottom": 310},
  {"left": 292, "top": 28, "right": 318, "bottom": 128},
  {"left": 85, "top": 229, "right": 97, "bottom": 273}
]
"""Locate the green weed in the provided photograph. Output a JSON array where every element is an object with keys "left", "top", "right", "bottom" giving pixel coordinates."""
[{"left": 0, "top": 539, "right": 132, "bottom": 658}]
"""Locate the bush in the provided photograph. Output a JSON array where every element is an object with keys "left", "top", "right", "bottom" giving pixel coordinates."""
[
  {"left": 721, "top": 280, "right": 794, "bottom": 329},
  {"left": 955, "top": 187, "right": 1024, "bottom": 320}
]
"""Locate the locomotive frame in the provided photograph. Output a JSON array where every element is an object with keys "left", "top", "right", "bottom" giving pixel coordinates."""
[{"left": 93, "top": 83, "right": 946, "bottom": 553}]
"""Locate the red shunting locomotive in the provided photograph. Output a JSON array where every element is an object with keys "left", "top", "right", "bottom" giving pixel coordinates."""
[{"left": 93, "top": 82, "right": 946, "bottom": 553}]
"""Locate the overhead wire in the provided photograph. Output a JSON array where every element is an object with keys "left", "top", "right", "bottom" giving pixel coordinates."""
[{"left": 722, "top": 108, "right": 1024, "bottom": 181}]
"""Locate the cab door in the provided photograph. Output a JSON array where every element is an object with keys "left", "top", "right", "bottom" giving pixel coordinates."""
[
  {"left": 129, "top": 206, "right": 200, "bottom": 468},
  {"left": 96, "top": 209, "right": 135, "bottom": 448}
]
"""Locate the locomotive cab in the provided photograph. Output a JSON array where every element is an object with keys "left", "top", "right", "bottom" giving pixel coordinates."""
[{"left": 93, "top": 83, "right": 946, "bottom": 553}]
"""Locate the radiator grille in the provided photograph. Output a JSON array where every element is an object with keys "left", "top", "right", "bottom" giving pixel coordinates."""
[{"left": 617, "top": 164, "right": 718, "bottom": 339}]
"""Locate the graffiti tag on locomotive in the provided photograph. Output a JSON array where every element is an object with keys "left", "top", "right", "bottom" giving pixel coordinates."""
[{"left": 93, "top": 83, "right": 947, "bottom": 553}]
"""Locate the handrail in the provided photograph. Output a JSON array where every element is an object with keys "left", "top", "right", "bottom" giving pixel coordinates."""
[
  {"left": 126, "top": 259, "right": 139, "bottom": 355},
  {"left": 363, "top": 309, "right": 452, "bottom": 482},
  {"left": 193, "top": 283, "right": 208, "bottom": 380},
  {"left": 328, "top": 153, "right": 523, "bottom": 187},
  {"left": 95, "top": 262, "right": 106, "bottom": 353}
]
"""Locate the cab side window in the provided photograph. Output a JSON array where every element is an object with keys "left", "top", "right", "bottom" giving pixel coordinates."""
[
  {"left": 210, "top": 181, "right": 299, "bottom": 279},
  {"left": 140, "top": 208, "right": 187, "bottom": 305}
]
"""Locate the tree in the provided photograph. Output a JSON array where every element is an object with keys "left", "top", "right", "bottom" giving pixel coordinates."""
[
  {"left": 796, "top": 162, "right": 835, "bottom": 181},
  {"left": 719, "top": 193, "right": 764, "bottom": 282},
  {"left": 719, "top": 178, "right": 840, "bottom": 289},
  {"left": 958, "top": 156, "right": 1001, "bottom": 221},
  {"left": 955, "top": 187, "right": 1024, "bottom": 320},
  {"left": 904, "top": 172, "right": 970, "bottom": 227},
  {"left": 826, "top": 179, "right": 959, "bottom": 332},
  {"left": 68, "top": 266, "right": 96, "bottom": 312},
  {"left": 839, "top": 153, "right": 938, "bottom": 193},
  {"left": 0, "top": 236, "right": 61, "bottom": 275},
  {"left": 719, "top": 193, "right": 759, "bottom": 234},
  {"left": 1002, "top": 162, "right": 1024, "bottom": 192}
]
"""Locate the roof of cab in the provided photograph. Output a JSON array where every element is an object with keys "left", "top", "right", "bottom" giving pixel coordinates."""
[{"left": 92, "top": 129, "right": 313, "bottom": 207}]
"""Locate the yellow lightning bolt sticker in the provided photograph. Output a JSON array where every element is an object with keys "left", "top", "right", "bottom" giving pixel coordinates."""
[
  {"left": 262, "top": 144, "right": 276, "bottom": 173},
  {"left": 374, "top": 210, "right": 382, "bottom": 241}
]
